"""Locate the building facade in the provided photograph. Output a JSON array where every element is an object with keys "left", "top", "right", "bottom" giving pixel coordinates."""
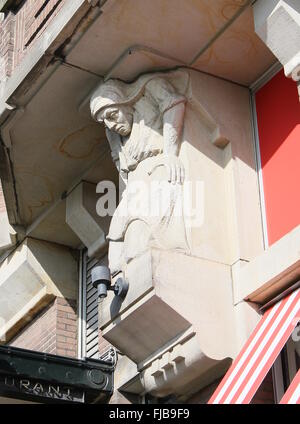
[{"left": 0, "top": 0, "right": 299, "bottom": 404}]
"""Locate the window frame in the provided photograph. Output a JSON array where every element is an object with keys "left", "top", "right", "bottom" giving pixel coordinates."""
[{"left": 250, "top": 61, "right": 282, "bottom": 250}]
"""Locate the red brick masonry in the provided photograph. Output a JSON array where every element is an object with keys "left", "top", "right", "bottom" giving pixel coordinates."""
[
  {"left": 9, "top": 297, "right": 78, "bottom": 358},
  {"left": 0, "top": 0, "right": 66, "bottom": 81}
]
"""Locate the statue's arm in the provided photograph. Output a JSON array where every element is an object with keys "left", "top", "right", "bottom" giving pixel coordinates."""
[
  {"left": 105, "top": 128, "right": 122, "bottom": 171},
  {"left": 146, "top": 78, "right": 186, "bottom": 184},
  {"left": 163, "top": 102, "right": 185, "bottom": 157},
  {"left": 162, "top": 103, "right": 186, "bottom": 184}
]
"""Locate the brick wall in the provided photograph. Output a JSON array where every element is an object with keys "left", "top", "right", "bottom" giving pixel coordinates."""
[
  {"left": 0, "top": 11, "right": 15, "bottom": 80},
  {"left": 56, "top": 297, "right": 77, "bottom": 357},
  {"left": 9, "top": 297, "right": 78, "bottom": 358},
  {"left": 0, "top": 0, "right": 66, "bottom": 81}
]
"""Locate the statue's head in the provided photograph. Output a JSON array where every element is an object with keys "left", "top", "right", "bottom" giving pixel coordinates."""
[
  {"left": 90, "top": 80, "right": 133, "bottom": 136},
  {"left": 99, "top": 105, "right": 133, "bottom": 136}
]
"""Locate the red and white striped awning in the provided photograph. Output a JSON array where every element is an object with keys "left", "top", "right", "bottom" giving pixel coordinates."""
[
  {"left": 208, "top": 288, "right": 300, "bottom": 404},
  {"left": 280, "top": 368, "right": 300, "bottom": 404}
]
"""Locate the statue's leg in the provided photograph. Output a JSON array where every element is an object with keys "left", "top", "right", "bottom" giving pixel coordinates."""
[
  {"left": 108, "top": 240, "right": 124, "bottom": 276},
  {"left": 123, "top": 220, "right": 151, "bottom": 264}
]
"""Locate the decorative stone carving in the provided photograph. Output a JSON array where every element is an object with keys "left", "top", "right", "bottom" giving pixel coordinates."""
[
  {"left": 90, "top": 71, "right": 191, "bottom": 278},
  {"left": 253, "top": 0, "right": 300, "bottom": 99},
  {"left": 90, "top": 68, "right": 262, "bottom": 396}
]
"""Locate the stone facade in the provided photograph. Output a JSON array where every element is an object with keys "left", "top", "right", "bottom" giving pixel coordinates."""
[
  {"left": 89, "top": 68, "right": 264, "bottom": 399},
  {"left": 0, "top": 0, "right": 298, "bottom": 405}
]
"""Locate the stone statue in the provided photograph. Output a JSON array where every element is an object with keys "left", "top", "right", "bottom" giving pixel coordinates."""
[{"left": 90, "top": 71, "right": 190, "bottom": 278}]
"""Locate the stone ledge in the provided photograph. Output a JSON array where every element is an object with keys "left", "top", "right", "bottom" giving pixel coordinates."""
[
  {"left": 118, "top": 333, "right": 231, "bottom": 399},
  {"left": 100, "top": 249, "right": 237, "bottom": 362},
  {"left": 102, "top": 291, "right": 192, "bottom": 364},
  {"left": 99, "top": 248, "right": 240, "bottom": 396},
  {"left": 0, "top": 237, "right": 78, "bottom": 342},
  {"left": 234, "top": 225, "right": 300, "bottom": 305}
]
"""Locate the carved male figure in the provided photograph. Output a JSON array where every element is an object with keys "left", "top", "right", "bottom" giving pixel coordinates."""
[{"left": 90, "top": 72, "right": 190, "bottom": 277}]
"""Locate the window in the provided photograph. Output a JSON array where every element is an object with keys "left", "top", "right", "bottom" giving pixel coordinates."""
[
  {"left": 78, "top": 250, "right": 109, "bottom": 360},
  {"left": 254, "top": 69, "right": 300, "bottom": 246},
  {"left": 273, "top": 327, "right": 300, "bottom": 403}
]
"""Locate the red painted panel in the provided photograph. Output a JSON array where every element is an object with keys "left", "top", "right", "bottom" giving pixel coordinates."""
[{"left": 255, "top": 70, "right": 300, "bottom": 245}]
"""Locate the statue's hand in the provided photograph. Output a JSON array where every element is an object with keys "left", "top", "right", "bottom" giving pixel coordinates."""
[{"left": 148, "top": 155, "right": 185, "bottom": 184}]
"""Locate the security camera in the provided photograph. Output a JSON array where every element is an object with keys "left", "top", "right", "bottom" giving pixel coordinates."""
[{"left": 91, "top": 266, "right": 129, "bottom": 300}]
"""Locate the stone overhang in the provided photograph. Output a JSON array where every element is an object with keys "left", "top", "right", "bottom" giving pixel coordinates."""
[{"left": 0, "top": 237, "right": 78, "bottom": 342}]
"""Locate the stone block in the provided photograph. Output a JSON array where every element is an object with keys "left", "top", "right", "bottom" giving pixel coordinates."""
[
  {"left": 234, "top": 225, "right": 300, "bottom": 304},
  {"left": 98, "top": 248, "right": 238, "bottom": 396},
  {"left": 254, "top": 1, "right": 300, "bottom": 89},
  {"left": 0, "top": 238, "right": 78, "bottom": 342}
]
